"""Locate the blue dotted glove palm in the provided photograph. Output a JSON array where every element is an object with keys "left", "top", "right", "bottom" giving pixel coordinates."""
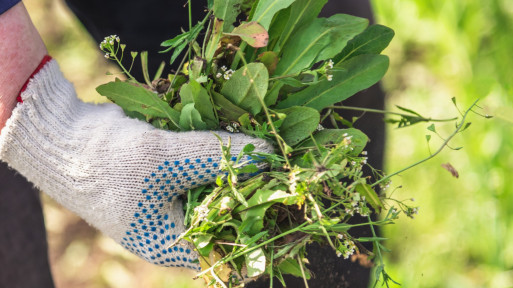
[{"left": 0, "top": 59, "right": 273, "bottom": 270}]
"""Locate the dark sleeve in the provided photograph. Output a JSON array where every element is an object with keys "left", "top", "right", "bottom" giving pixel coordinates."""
[{"left": 0, "top": 0, "right": 20, "bottom": 15}]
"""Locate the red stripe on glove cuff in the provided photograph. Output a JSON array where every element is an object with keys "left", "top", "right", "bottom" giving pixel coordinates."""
[{"left": 17, "top": 55, "right": 53, "bottom": 103}]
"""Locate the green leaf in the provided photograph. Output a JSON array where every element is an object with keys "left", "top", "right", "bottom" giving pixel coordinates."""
[
  {"left": 213, "top": 0, "right": 243, "bottom": 32},
  {"left": 251, "top": 0, "right": 297, "bottom": 30},
  {"left": 227, "top": 21, "right": 269, "bottom": 48},
  {"left": 276, "top": 54, "right": 389, "bottom": 110},
  {"left": 243, "top": 143, "right": 256, "bottom": 153},
  {"left": 180, "top": 81, "right": 218, "bottom": 129},
  {"left": 140, "top": 51, "right": 152, "bottom": 87},
  {"left": 277, "top": 106, "right": 320, "bottom": 146},
  {"left": 257, "top": 51, "right": 279, "bottom": 75},
  {"left": 395, "top": 105, "right": 422, "bottom": 117},
  {"left": 161, "top": 22, "right": 204, "bottom": 64},
  {"left": 461, "top": 122, "right": 472, "bottom": 132},
  {"left": 355, "top": 183, "right": 384, "bottom": 212},
  {"left": 169, "top": 40, "right": 188, "bottom": 66},
  {"left": 298, "top": 128, "right": 368, "bottom": 156},
  {"left": 426, "top": 134, "right": 432, "bottom": 142},
  {"left": 333, "top": 24, "right": 395, "bottom": 64},
  {"left": 221, "top": 63, "right": 269, "bottom": 115},
  {"left": 274, "top": 0, "right": 328, "bottom": 50},
  {"left": 211, "top": 91, "right": 250, "bottom": 121},
  {"left": 427, "top": 124, "right": 436, "bottom": 133},
  {"left": 238, "top": 189, "right": 296, "bottom": 234},
  {"left": 277, "top": 258, "right": 311, "bottom": 279},
  {"left": 245, "top": 248, "right": 266, "bottom": 278},
  {"left": 205, "top": 19, "right": 224, "bottom": 62},
  {"left": 264, "top": 81, "right": 284, "bottom": 107},
  {"left": 193, "top": 234, "right": 214, "bottom": 257},
  {"left": 179, "top": 103, "right": 208, "bottom": 130},
  {"left": 273, "top": 14, "right": 368, "bottom": 76},
  {"left": 267, "top": 5, "right": 291, "bottom": 49},
  {"left": 96, "top": 81, "right": 180, "bottom": 129},
  {"left": 314, "top": 14, "right": 370, "bottom": 63}
]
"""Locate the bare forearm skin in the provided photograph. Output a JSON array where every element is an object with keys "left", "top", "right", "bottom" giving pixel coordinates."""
[{"left": 0, "top": 2, "right": 47, "bottom": 130}]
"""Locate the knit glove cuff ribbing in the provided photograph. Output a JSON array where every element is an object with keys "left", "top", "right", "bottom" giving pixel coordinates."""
[{"left": 0, "top": 59, "right": 273, "bottom": 270}]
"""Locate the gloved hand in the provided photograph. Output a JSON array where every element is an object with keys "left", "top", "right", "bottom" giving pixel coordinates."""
[{"left": 0, "top": 57, "right": 273, "bottom": 270}]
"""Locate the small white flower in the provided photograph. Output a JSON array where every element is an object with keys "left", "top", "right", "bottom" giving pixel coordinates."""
[
  {"left": 337, "top": 234, "right": 344, "bottom": 239},
  {"left": 336, "top": 251, "right": 342, "bottom": 257},
  {"left": 361, "top": 151, "right": 368, "bottom": 155},
  {"left": 104, "top": 53, "right": 110, "bottom": 59},
  {"left": 216, "top": 72, "right": 222, "bottom": 78},
  {"left": 327, "top": 74, "right": 333, "bottom": 81},
  {"left": 327, "top": 59, "right": 334, "bottom": 69},
  {"left": 221, "top": 65, "right": 227, "bottom": 71}
]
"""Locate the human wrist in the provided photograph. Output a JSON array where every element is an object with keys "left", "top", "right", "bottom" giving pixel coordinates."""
[{"left": 0, "top": 2, "right": 47, "bottom": 130}]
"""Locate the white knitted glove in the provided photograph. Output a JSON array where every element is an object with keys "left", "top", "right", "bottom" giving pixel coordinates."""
[{"left": 0, "top": 59, "right": 273, "bottom": 270}]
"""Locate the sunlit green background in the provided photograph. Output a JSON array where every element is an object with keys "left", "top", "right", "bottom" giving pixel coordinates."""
[{"left": 24, "top": 0, "right": 513, "bottom": 287}]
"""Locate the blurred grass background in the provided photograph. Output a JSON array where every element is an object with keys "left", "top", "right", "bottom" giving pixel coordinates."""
[{"left": 23, "top": 0, "right": 512, "bottom": 287}]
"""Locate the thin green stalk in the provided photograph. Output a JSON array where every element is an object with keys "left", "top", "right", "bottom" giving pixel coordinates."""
[
  {"left": 268, "top": 73, "right": 301, "bottom": 81},
  {"left": 188, "top": 0, "right": 193, "bottom": 63},
  {"left": 297, "top": 255, "right": 310, "bottom": 288},
  {"left": 234, "top": 49, "right": 292, "bottom": 168},
  {"left": 231, "top": 42, "right": 247, "bottom": 70},
  {"left": 372, "top": 99, "right": 479, "bottom": 188},
  {"left": 328, "top": 105, "right": 458, "bottom": 123},
  {"left": 109, "top": 48, "right": 136, "bottom": 81}
]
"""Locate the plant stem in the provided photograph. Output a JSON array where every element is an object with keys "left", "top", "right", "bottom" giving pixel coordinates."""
[
  {"left": 372, "top": 99, "right": 479, "bottom": 188},
  {"left": 234, "top": 49, "right": 292, "bottom": 168},
  {"left": 188, "top": 0, "right": 192, "bottom": 63},
  {"left": 328, "top": 105, "right": 457, "bottom": 123},
  {"left": 268, "top": 73, "right": 300, "bottom": 81},
  {"left": 298, "top": 255, "right": 310, "bottom": 288}
]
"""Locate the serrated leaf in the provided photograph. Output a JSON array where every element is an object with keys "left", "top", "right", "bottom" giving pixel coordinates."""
[
  {"left": 276, "top": 54, "right": 389, "bottom": 110},
  {"left": 96, "top": 81, "right": 180, "bottom": 129},
  {"left": 245, "top": 248, "right": 266, "bottom": 278},
  {"left": 274, "top": 14, "right": 368, "bottom": 76},
  {"left": 227, "top": 21, "right": 269, "bottom": 48},
  {"left": 277, "top": 106, "right": 320, "bottom": 146},
  {"left": 179, "top": 103, "right": 208, "bottom": 130},
  {"left": 355, "top": 183, "right": 384, "bottom": 212},
  {"left": 169, "top": 40, "right": 188, "bottom": 66},
  {"left": 333, "top": 24, "right": 395, "bottom": 64},
  {"left": 251, "top": 0, "right": 296, "bottom": 30},
  {"left": 213, "top": 0, "right": 243, "bottom": 32},
  {"left": 221, "top": 63, "right": 269, "bottom": 115},
  {"left": 180, "top": 80, "right": 218, "bottom": 129}
]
